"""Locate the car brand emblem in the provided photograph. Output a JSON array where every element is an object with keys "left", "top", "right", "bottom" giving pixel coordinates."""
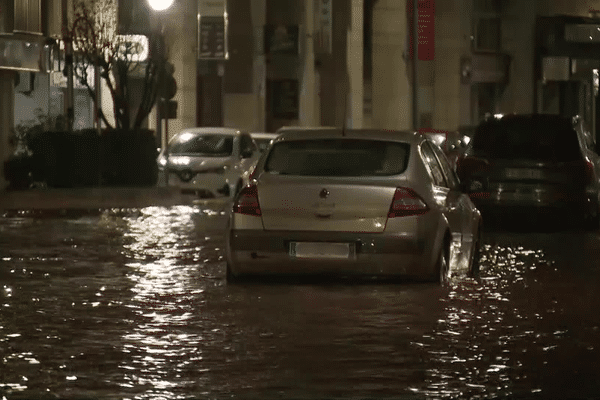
[
  {"left": 319, "top": 188, "right": 329, "bottom": 199},
  {"left": 179, "top": 169, "right": 193, "bottom": 182}
]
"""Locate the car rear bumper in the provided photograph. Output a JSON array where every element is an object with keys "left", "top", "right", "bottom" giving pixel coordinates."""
[
  {"left": 226, "top": 229, "right": 438, "bottom": 279},
  {"left": 469, "top": 189, "right": 595, "bottom": 213}
]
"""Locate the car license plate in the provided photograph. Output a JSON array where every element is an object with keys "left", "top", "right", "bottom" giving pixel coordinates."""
[
  {"left": 290, "top": 242, "right": 353, "bottom": 260},
  {"left": 504, "top": 168, "right": 543, "bottom": 180}
]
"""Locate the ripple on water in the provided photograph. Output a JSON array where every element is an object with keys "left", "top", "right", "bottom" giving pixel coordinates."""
[{"left": 2, "top": 209, "right": 600, "bottom": 398}]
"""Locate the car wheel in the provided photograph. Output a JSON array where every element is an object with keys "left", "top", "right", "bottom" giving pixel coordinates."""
[
  {"left": 583, "top": 210, "right": 600, "bottom": 231},
  {"left": 226, "top": 262, "right": 244, "bottom": 283},
  {"left": 470, "top": 228, "right": 482, "bottom": 277},
  {"left": 434, "top": 247, "right": 449, "bottom": 284}
]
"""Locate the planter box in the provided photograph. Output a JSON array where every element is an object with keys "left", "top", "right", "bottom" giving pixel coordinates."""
[
  {"left": 100, "top": 129, "right": 158, "bottom": 186},
  {"left": 18, "top": 129, "right": 158, "bottom": 188}
]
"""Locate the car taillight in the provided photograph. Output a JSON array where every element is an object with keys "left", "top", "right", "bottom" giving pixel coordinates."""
[
  {"left": 584, "top": 160, "right": 595, "bottom": 185},
  {"left": 456, "top": 156, "right": 489, "bottom": 180},
  {"left": 233, "top": 184, "right": 262, "bottom": 216},
  {"left": 388, "top": 187, "right": 429, "bottom": 218},
  {"left": 248, "top": 166, "right": 258, "bottom": 181}
]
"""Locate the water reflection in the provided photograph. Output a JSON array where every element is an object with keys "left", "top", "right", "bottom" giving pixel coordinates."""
[
  {"left": 114, "top": 206, "right": 219, "bottom": 398},
  {"left": 415, "top": 240, "right": 600, "bottom": 399},
  {"left": 2, "top": 207, "right": 600, "bottom": 398}
]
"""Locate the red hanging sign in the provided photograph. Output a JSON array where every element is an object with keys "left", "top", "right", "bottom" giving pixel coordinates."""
[{"left": 406, "top": 0, "right": 436, "bottom": 61}]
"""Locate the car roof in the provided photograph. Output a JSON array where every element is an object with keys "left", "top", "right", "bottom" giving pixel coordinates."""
[
  {"left": 250, "top": 132, "right": 279, "bottom": 139},
  {"left": 273, "top": 128, "right": 423, "bottom": 145},
  {"left": 482, "top": 113, "right": 572, "bottom": 125},
  {"left": 275, "top": 125, "right": 338, "bottom": 133},
  {"left": 176, "top": 127, "right": 244, "bottom": 136}
]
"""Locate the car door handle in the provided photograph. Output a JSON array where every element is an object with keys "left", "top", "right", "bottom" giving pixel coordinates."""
[{"left": 315, "top": 213, "right": 332, "bottom": 219}]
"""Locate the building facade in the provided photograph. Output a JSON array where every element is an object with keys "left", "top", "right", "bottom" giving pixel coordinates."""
[{"left": 3, "top": 0, "right": 600, "bottom": 190}]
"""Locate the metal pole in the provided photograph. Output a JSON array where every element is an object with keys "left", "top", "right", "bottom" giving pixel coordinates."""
[
  {"left": 412, "top": 0, "right": 419, "bottom": 130},
  {"left": 153, "top": 19, "right": 168, "bottom": 186},
  {"left": 163, "top": 101, "right": 169, "bottom": 186},
  {"left": 62, "top": 0, "right": 74, "bottom": 132},
  {"left": 95, "top": 64, "right": 101, "bottom": 136}
]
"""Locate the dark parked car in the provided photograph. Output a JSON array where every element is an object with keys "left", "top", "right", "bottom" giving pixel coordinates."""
[
  {"left": 456, "top": 113, "right": 600, "bottom": 229},
  {"left": 419, "top": 128, "right": 470, "bottom": 170}
]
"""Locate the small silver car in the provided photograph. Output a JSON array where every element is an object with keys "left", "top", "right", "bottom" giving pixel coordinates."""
[
  {"left": 226, "top": 128, "right": 482, "bottom": 283},
  {"left": 157, "top": 128, "right": 260, "bottom": 199}
]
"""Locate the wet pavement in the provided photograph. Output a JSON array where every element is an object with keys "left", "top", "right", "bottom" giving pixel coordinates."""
[{"left": 1, "top": 204, "right": 600, "bottom": 399}]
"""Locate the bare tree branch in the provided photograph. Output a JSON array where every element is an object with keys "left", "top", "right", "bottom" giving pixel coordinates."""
[{"left": 67, "top": 0, "right": 166, "bottom": 132}]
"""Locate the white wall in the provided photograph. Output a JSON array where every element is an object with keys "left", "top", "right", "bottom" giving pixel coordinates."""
[
  {"left": 432, "top": 0, "right": 466, "bottom": 130},
  {"left": 371, "top": 0, "right": 411, "bottom": 130},
  {"left": 14, "top": 72, "right": 50, "bottom": 128},
  {"left": 498, "top": 0, "right": 537, "bottom": 115},
  {"left": 224, "top": 94, "right": 259, "bottom": 131}
]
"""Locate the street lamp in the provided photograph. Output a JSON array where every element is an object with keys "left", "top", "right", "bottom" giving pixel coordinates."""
[
  {"left": 147, "top": 0, "right": 174, "bottom": 186},
  {"left": 147, "top": 0, "right": 175, "bottom": 11}
]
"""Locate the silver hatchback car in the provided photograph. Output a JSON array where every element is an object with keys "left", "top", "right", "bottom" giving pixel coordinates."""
[
  {"left": 157, "top": 128, "right": 260, "bottom": 199},
  {"left": 226, "top": 128, "right": 482, "bottom": 283}
]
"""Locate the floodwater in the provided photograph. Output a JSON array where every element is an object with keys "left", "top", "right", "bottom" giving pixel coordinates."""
[{"left": 1, "top": 205, "right": 600, "bottom": 399}]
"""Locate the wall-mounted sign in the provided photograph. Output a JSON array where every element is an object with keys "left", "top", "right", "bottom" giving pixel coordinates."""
[
  {"left": 264, "top": 25, "right": 299, "bottom": 55},
  {"left": 406, "top": 0, "right": 436, "bottom": 61},
  {"left": 198, "top": 16, "right": 227, "bottom": 59},
  {"left": 417, "top": 0, "right": 435, "bottom": 61}
]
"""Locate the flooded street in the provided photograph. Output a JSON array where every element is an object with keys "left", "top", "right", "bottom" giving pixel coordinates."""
[{"left": 1, "top": 205, "right": 600, "bottom": 399}]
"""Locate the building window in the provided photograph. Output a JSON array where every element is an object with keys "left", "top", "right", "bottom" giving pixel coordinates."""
[
  {"left": 474, "top": 0, "right": 502, "bottom": 13},
  {"left": 475, "top": 17, "right": 501, "bottom": 51},
  {"left": 472, "top": 83, "right": 500, "bottom": 122},
  {"left": 14, "top": 0, "right": 42, "bottom": 34}
]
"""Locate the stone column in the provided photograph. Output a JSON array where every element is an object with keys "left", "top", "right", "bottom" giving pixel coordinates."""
[
  {"left": 299, "top": 0, "right": 318, "bottom": 126},
  {"left": 371, "top": 0, "right": 411, "bottom": 130},
  {"left": 164, "top": 0, "right": 198, "bottom": 135},
  {"left": 346, "top": 0, "right": 364, "bottom": 128},
  {"left": 433, "top": 0, "right": 465, "bottom": 130},
  {"left": 499, "top": 0, "right": 537, "bottom": 115},
  {"left": 252, "top": 0, "right": 267, "bottom": 131}
]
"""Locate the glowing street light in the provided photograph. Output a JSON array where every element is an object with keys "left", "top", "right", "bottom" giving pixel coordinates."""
[{"left": 147, "top": 0, "right": 174, "bottom": 11}]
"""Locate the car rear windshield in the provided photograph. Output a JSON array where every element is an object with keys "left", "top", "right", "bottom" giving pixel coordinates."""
[
  {"left": 169, "top": 133, "right": 233, "bottom": 156},
  {"left": 264, "top": 139, "right": 410, "bottom": 176},
  {"left": 472, "top": 117, "right": 582, "bottom": 162}
]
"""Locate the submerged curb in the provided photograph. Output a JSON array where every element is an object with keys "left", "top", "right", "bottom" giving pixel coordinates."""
[{"left": 0, "top": 187, "right": 191, "bottom": 214}]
